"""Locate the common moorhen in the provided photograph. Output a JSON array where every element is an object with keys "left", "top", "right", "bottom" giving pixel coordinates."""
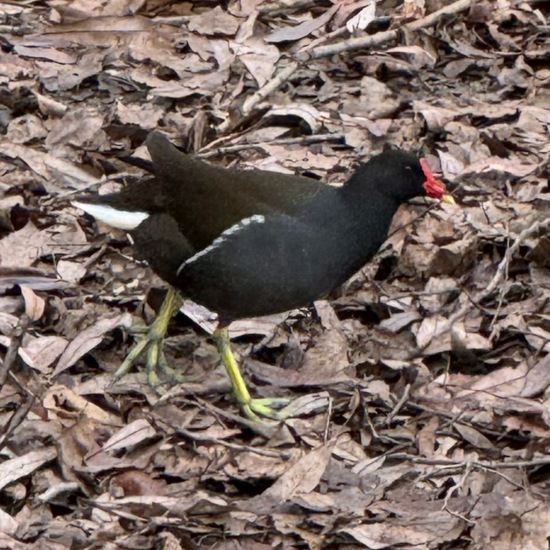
[{"left": 73, "top": 132, "right": 454, "bottom": 421}]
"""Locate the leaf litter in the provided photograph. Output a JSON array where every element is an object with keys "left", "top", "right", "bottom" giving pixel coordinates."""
[{"left": 1, "top": 0, "right": 550, "bottom": 548}]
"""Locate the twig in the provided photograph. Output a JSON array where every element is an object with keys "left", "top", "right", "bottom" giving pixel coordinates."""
[
  {"left": 240, "top": 62, "right": 300, "bottom": 121},
  {"left": 308, "top": 0, "right": 472, "bottom": 59},
  {"left": 228, "top": 0, "right": 473, "bottom": 128},
  {"left": 476, "top": 464, "right": 526, "bottom": 491},
  {"left": 442, "top": 460, "right": 475, "bottom": 524},
  {"left": 199, "top": 133, "right": 344, "bottom": 158},
  {"left": 174, "top": 425, "right": 292, "bottom": 459},
  {"left": 56, "top": 172, "right": 139, "bottom": 200},
  {"left": 391, "top": 453, "right": 550, "bottom": 470},
  {"left": 258, "top": 0, "right": 317, "bottom": 15},
  {"left": 488, "top": 228, "right": 511, "bottom": 340},
  {"left": 386, "top": 383, "right": 411, "bottom": 426},
  {"left": 0, "top": 323, "right": 24, "bottom": 387},
  {"left": 323, "top": 394, "right": 333, "bottom": 443},
  {"left": 425, "top": 217, "right": 550, "bottom": 346}
]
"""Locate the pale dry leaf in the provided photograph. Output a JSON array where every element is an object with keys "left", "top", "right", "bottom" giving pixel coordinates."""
[
  {"left": 238, "top": 444, "right": 332, "bottom": 514},
  {"left": 417, "top": 416, "right": 439, "bottom": 458},
  {"left": 332, "top": 432, "right": 369, "bottom": 463},
  {"left": 346, "top": 2, "right": 376, "bottom": 33},
  {"left": 0, "top": 448, "right": 57, "bottom": 492},
  {"left": 454, "top": 423, "right": 495, "bottom": 450},
  {"left": 438, "top": 150, "right": 466, "bottom": 179},
  {"left": 520, "top": 355, "right": 550, "bottom": 398},
  {"left": 46, "top": 108, "right": 105, "bottom": 149},
  {"left": 403, "top": 0, "right": 425, "bottom": 19},
  {"left": 229, "top": 312, "right": 288, "bottom": 338},
  {"left": 0, "top": 223, "right": 51, "bottom": 269},
  {"left": 0, "top": 508, "right": 18, "bottom": 537},
  {"left": 0, "top": 314, "right": 18, "bottom": 335},
  {"left": 414, "top": 101, "right": 456, "bottom": 131},
  {"left": 12, "top": 44, "right": 77, "bottom": 64},
  {"left": 380, "top": 310, "right": 421, "bottom": 332},
  {"left": 145, "top": 71, "right": 228, "bottom": 99},
  {"left": 358, "top": 76, "right": 399, "bottom": 119},
  {"left": 43, "top": 385, "right": 121, "bottom": 425},
  {"left": 64, "top": 0, "right": 146, "bottom": 17},
  {"left": 470, "top": 492, "right": 550, "bottom": 549},
  {"left": 21, "top": 335, "right": 68, "bottom": 373},
  {"left": 461, "top": 156, "right": 537, "bottom": 178},
  {"left": 53, "top": 313, "right": 133, "bottom": 376},
  {"left": 110, "top": 470, "right": 168, "bottom": 498},
  {"left": 6, "top": 113, "right": 48, "bottom": 144},
  {"left": 1, "top": 142, "right": 97, "bottom": 190},
  {"left": 342, "top": 509, "right": 462, "bottom": 548},
  {"left": 388, "top": 45, "right": 437, "bottom": 69},
  {"left": 267, "top": 4, "right": 339, "bottom": 43},
  {"left": 416, "top": 315, "right": 450, "bottom": 351},
  {"left": 298, "top": 325, "right": 350, "bottom": 380},
  {"left": 188, "top": 6, "right": 241, "bottom": 36},
  {"left": 37, "top": 14, "right": 153, "bottom": 37},
  {"left": 232, "top": 39, "right": 280, "bottom": 87},
  {"left": 32, "top": 90, "right": 68, "bottom": 116},
  {"left": 37, "top": 51, "right": 104, "bottom": 92},
  {"left": 101, "top": 419, "right": 157, "bottom": 453},
  {"left": 92, "top": 492, "right": 227, "bottom": 516},
  {"left": 231, "top": 449, "right": 301, "bottom": 481},
  {"left": 420, "top": 277, "right": 458, "bottom": 313},
  {"left": 20, "top": 285, "right": 45, "bottom": 321},
  {"left": 268, "top": 104, "right": 322, "bottom": 133},
  {"left": 56, "top": 260, "right": 87, "bottom": 284}
]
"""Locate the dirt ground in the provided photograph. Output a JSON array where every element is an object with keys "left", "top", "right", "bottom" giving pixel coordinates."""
[{"left": 1, "top": 1, "right": 550, "bottom": 548}]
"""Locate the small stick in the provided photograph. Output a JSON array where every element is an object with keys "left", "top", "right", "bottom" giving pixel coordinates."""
[
  {"left": 426, "top": 217, "right": 550, "bottom": 344},
  {"left": 229, "top": 0, "right": 473, "bottom": 127}
]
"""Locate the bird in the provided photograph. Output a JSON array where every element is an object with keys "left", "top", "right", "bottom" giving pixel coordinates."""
[{"left": 72, "top": 132, "right": 455, "bottom": 421}]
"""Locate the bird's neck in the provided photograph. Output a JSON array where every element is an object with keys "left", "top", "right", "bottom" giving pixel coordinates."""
[{"left": 340, "top": 175, "right": 400, "bottom": 222}]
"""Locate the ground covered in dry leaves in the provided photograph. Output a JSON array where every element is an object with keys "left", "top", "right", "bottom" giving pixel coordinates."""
[{"left": 1, "top": 0, "right": 550, "bottom": 548}]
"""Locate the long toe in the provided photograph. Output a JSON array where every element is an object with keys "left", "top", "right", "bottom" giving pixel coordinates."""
[
  {"left": 147, "top": 348, "right": 186, "bottom": 390},
  {"left": 242, "top": 392, "right": 330, "bottom": 421},
  {"left": 244, "top": 397, "right": 293, "bottom": 421},
  {"left": 112, "top": 288, "right": 182, "bottom": 392}
]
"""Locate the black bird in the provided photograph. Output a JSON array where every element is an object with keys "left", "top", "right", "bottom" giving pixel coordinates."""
[{"left": 73, "top": 132, "right": 454, "bottom": 420}]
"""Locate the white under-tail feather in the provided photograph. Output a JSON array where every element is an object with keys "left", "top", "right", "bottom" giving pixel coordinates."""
[{"left": 72, "top": 201, "right": 149, "bottom": 230}]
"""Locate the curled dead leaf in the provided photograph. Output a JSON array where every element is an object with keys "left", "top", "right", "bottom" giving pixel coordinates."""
[{"left": 19, "top": 285, "right": 45, "bottom": 321}]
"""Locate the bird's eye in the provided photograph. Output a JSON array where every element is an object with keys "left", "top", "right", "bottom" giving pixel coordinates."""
[{"left": 405, "top": 166, "right": 412, "bottom": 172}]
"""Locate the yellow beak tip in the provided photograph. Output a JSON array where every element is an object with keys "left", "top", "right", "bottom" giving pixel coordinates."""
[{"left": 441, "top": 194, "right": 456, "bottom": 204}]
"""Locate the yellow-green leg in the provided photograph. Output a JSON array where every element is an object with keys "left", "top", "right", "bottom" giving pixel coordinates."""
[
  {"left": 113, "top": 287, "right": 183, "bottom": 389},
  {"left": 215, "top": 327, "right": 291, "bottom": 421}
]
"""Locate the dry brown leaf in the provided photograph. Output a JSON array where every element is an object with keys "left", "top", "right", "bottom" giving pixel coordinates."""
[
  {"left": 188, "top": 6, "right": 240, "bottom": 36},
  {"left": 267, "top": 4, "right": 339, "bottom": 43},
  {"left": 19, "top": 285, "right": 45, "bottom": 321},
  {"left": 43, "top": 385, "right": 121, "bottom": 425},
  {"left": 53, "top": 313, "right": 133, "bottom": 376},
  {"left": 21, "top": 335, "right": 68, "bottom": 373},
  {"left": 237, "top": 444, "right": 332, "bottom": 514},
  {"left": 3, "top": 1, "right": 550, "bottom": 546},
  {"left": 346, "top": 2, "right": 376, "bottom": 32},
  {"left": 0, "top": 448, "right": 57, "bottom": 492},
  {"left": 342, "top": 509, "right": 463, "bottom": 548}
]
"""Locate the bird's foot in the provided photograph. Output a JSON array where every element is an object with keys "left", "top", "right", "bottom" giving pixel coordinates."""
[
  {"left": 112, "top": 288, "right": 182, "bottom": 391},
  {"left": 112, "top": 325, "right": 185, "bottom": 392},
  {"left": 240, "top": 392, "right": 330, "bottom": 422},
  {"left": 240, "top": 396, "right": 293, "bottom": 421}
]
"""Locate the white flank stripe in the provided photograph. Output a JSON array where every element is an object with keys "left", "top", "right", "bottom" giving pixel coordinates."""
[
  {"left": 72, "top": 201, "right": 149, "bottom": 230},
  {"left": 177, "top": 214, "right": 265, "bottom": 275}
]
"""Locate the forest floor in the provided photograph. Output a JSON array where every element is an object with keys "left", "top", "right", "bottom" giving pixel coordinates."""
[{"left": 1, "top": 0, "right": 550, "bottom": 548}]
